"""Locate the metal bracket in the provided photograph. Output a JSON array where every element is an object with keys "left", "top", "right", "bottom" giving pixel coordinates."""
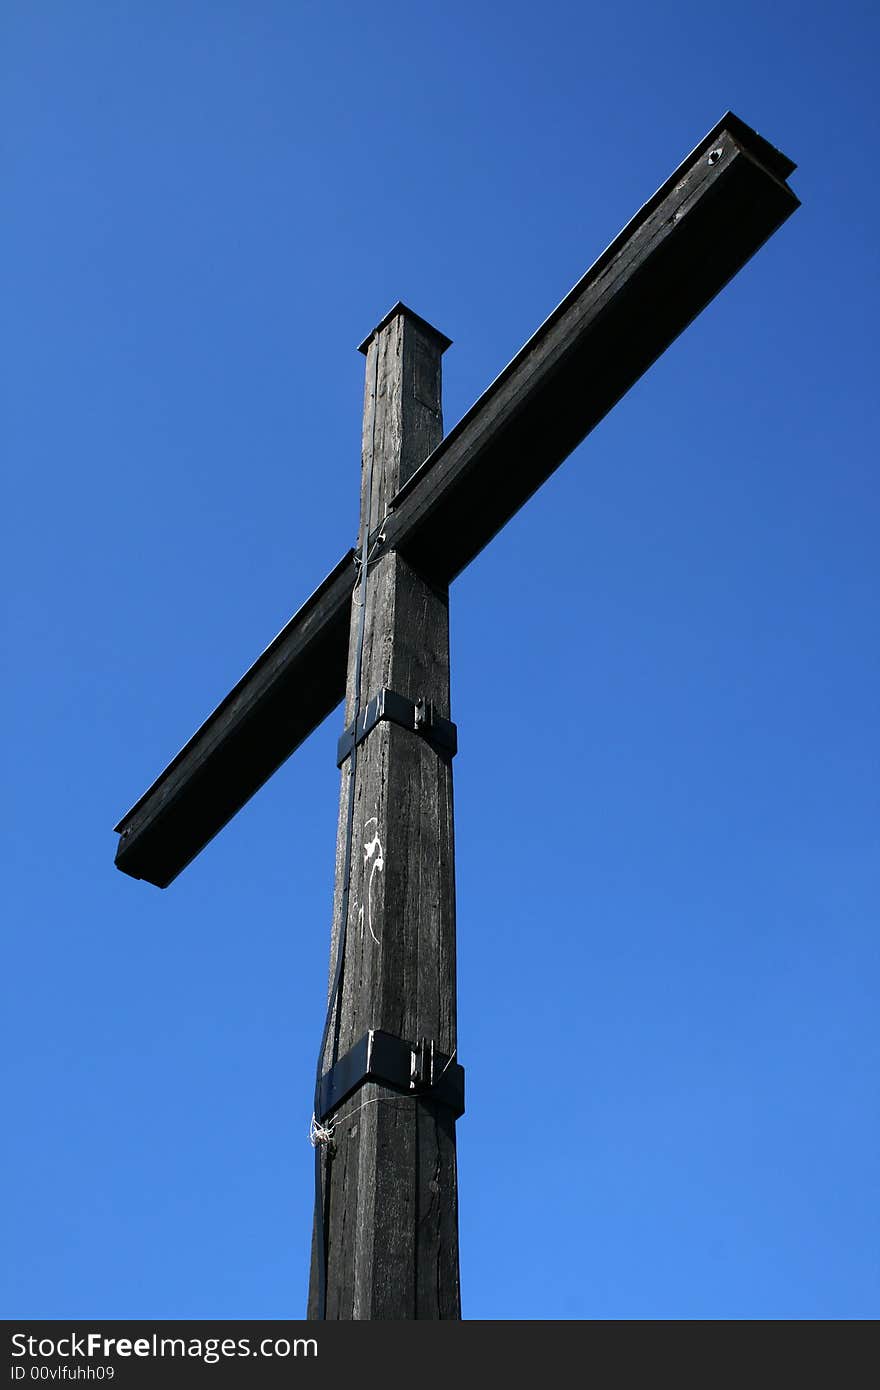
[
  {"left": 337, "top": 687, "right": 457, "bottom": 767},
  {"left": 316, "top": 1028, "right": 465, "bottom": 1122}
]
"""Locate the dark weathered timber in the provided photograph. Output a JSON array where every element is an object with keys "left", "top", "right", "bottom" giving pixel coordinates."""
[
  {"left": 113, "top": 111, "right": 798, "bottom": 890},
  {"left": 382, "top": 114, "right": 799, "bottom": 583},
  {"left": 113, "top": 552, "right": 355, "bottom": 887},
  {"left": 307, "top": 308, "right": 461, "bottom": 1319}
]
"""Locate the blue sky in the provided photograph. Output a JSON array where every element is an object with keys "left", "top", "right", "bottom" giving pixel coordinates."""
[{"left": 3, "top": 2, "right": 877, "bottom": 1320}]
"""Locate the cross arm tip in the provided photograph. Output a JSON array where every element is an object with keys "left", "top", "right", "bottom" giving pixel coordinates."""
[{"left": 709, "top": 110, "right": 797, "bottom": 182}]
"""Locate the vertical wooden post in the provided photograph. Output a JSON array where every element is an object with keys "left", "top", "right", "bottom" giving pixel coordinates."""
[{"left": 308, "top": 305, "right": 461, "bottom": 1319}]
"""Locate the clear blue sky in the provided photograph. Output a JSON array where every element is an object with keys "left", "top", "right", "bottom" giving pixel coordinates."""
[{"left": 3, "top": 1, "right": 877, "bottom": 1321}]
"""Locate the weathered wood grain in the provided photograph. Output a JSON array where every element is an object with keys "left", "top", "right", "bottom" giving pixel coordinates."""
[
  {"left": 114, "top": 111, "right": 798, "bottom": 893},
  {"left": 113, "top": 552, "right": 355, "bottom": 887},
  {"left": 383, "top": 115, "right": 799, "bottom": 582},
  {"left": 307, "top": 308, "right": 461, "bottom": 1319}
]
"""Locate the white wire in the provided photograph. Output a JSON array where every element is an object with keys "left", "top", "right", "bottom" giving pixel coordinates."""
[{"left": 310, "top": 1049, "right": 458, "bottom": 1147}]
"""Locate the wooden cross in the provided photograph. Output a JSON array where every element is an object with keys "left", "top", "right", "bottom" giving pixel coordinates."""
[{"left": 113, "top": 113, "right": 798, "bottom": 1320}]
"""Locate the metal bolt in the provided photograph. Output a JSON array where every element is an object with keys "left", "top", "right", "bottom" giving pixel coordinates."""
[{"left": 708, "top": 148, "right": 723, "bottom": 166}]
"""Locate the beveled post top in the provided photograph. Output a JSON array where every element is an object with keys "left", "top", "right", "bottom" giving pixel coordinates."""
[{"left": 357, "top": 300, "right": 452, "bottom": 355}]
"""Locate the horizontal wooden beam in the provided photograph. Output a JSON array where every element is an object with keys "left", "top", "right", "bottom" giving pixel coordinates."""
[
  {"left": 382, "top": 112, "right": 799, "bottom": 582},
  {"left": 114, "top": 551, "right": 355, "bottom": 886},
  {"left": 114, "top": 111, "right": 798, "bottom": 888}
]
